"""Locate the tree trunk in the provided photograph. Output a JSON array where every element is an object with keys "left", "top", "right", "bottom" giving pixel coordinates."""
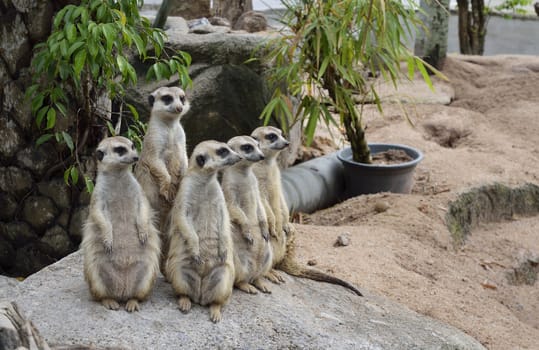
[
  {"left": 457, "top": 0, "right": 487, "bottom": 55},
  {"left": 414, "top": 0, "right": 450, "bottom": 69}
]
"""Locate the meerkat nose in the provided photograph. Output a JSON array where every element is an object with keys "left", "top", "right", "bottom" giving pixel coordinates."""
[
  {"left": 175, "top": 106, "right": 183, "bottom": 113},
  {"left": 133, "top": 156, "right": 139, "bottom": 162},
  {"left": 284, "top": 141, "right": 290, "bottom": 146}
]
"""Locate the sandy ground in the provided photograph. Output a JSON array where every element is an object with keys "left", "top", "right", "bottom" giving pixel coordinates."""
[{"left": 292, "top": 55, "right": 539, "bottom": 350}]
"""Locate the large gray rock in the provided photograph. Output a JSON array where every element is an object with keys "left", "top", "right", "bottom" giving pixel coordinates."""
[
  {"left": 21, "top": 195, "right": 59, "bottom": 233},
  {"left": 0, "top": 166, "right": 33, "bottom": 198},
  {"left": 0, "top": 13, "right": 31, "bottom": 76},
  {"left": 0, "top": 116, "right": 24, "bottom": 159},
  {"left": 12, "top": 251, "right": 485, "bottom": 350},
  {"left": 0, "top": 276, "right": 18, "bottom": 299}
]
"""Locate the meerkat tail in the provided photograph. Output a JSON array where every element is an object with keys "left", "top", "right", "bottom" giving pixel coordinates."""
[{"left": 276, "top": 257, "right": 363, "bottom": 296}]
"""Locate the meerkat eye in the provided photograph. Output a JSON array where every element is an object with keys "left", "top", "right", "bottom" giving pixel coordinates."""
[
  {"left": 240, "top": 144, "right": 253, "bottom": 153},
  {"left": 96, "top": 150, "right": 105, "bottom": 161},
  {"left": 196, "top": 154, "right": 206, "bottom": 167},
  {"left": 265, "top": 133, "right": 277, "bottom": 141},
  {"left": 113, "top": 146, "right": 127, "bottom": 156},
  {"left": 161, "top": 94, "right": 173, "bottom": 105},
  {"left": 179, "top": 95, "right": 186, "bottom": 103},
  {"left": 131, "top": 143, "right": 135, "bottom": 150},
  {"left": 216, "top": 147, "right": 229, "bottom": 158}
]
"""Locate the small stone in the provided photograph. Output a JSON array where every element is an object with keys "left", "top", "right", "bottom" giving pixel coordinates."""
[
  {"left": 41, "top": 225, "right": 74, "bottom": 258},
  {"left": 334, "top": 233, "right": 351, "bottom": 247},
  {"left": 374, "top": 201, "right": 390, "bottom": 213},
  {"left": 0, "top": 192, "right": 17, "bottom": 220},
  {"left": 0, "top": 221, "right": 39, "bottom": 248},
  {"left": 37, "top": 179, "right": 72, "bottom": 209},
  {"left": 0, "top": 166, "right": 33, "bottom": 197},
  {"left": 307, "top": 259, "right": 318, "bottom": 266},
  {"left": 232, "top": 11, "right": 268, "bottom": 33},
  {"left": 22, "top": 195, "right": 59, "bottom": 233}
]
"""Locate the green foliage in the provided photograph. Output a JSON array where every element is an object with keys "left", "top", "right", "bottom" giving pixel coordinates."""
[
  {"left": 494, "top": 0, "right": 532, "bottom": 15},
  {"left": 261, "top": 0, "right": 444, "bottom": 163},
  {"left": 26, "top": 0, "right": 191, "bottom": 192}
]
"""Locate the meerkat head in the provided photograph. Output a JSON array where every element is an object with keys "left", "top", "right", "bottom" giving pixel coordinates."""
[
  {"left": 189, "top": 140, "right": 242, "bottom": 173},
  {"left": 148, "top": 86, "right": 190, "bottom": 121},
  {"left": 250, "top": 126, "right": 290, "bottom": 158},
  {"left": 227, "top": 135, "right": 265, "bottom": 164},
  {"left": 96, "top": 136, "right": 139, "bottom": 172}
]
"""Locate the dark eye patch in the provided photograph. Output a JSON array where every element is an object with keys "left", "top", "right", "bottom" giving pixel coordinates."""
[
  {"left": 180, "top": 95, "right": 186, "bottom": 103},
  {"left": 265, "top": 133, "right": 277, "bottom": 141},
  {"left": 113, "top": 146, "right": 127, "bottom": 156},
  {"left": 161, "top": 94, "right": 173, "bottom": 105},
  {"left": 96, "top": 150, "right": 105, "bottom": 161},
  {"left": 240, "top": 144, "right": 253, "bottom": 153},
  {"left": 216, "top": 147, "right": 229, "bottom": 158},
  {"left": 196, "top": 154, "right": 206, "bottom": 167}
]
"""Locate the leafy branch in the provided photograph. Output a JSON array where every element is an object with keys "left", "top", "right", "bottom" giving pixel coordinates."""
[{"left": 26, "top": 0, "right": 191, "bottom": 192}]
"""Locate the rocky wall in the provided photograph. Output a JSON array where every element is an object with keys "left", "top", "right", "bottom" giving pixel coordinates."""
[{"left": 0, "top": 0, "right": 85, "bottom": 277}]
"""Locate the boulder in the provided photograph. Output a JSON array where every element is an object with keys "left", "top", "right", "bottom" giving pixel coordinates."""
[
  {"left": 13, "top": 243, "right": 56, "bottom": 277},
  {"left": 12, "top": 251, "right": 486, "bottom": 349},
  {"left": 37, "top": 178, "right": 72, "bottom": 210},
  {"left": 0, "top": 192, "right": 17, "bottom": 220},
  {"left": 233, "top": 11, "right": 268, "bottom": 33},
  {"left": 0, "top": 221, "right": 39, "bottom": 249},
  {"left": 16, "top": 143, "right": 57, "bottom": 177},
  {"left": 0, "top": 12, "right": 31, "bottom": 76},
  {"left": 0, "top": 166, "right": 33, "bottom": 198},
  {"left": 0, "top": 276, "right": 18, "bottom": 299},
  {"left": 0, "top": 115, "right": 24, "bottom": 159},
  {"left": 40, "top": 225, "right": 74, "bottom": 259},
  {"left": 21, "top": 195, "right": 59, "bottom": 233},
  {"left": 126, "top": 31, "right": 301, "bottom": 165}
]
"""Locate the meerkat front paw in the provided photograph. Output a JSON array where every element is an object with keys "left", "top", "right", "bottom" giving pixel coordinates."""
[
  {"left": 191, "top": 254, "right": 203, "bottom": 265},
  {"left": 125, "top": 299, "right": 140, "bottom": 312},
  {"left": 103, "top": 237, "right": 113, "bottom": 254},
  {"left": 159, "top": 181, "right": 175, "bottom": 203},
  {"left": 218, "top": 249, "right": 228, "bottom": 264},
  {"left": 261, "top": 228, "right": 270, "bottom": 242},
  {"left": 283, "top": 223, "right": 292, "bottom": 237},
  {"left": 243, "top": 232, "right": 254, "bottom": 245}
]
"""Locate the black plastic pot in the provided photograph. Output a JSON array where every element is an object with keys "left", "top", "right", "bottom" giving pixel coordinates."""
[{"left": 337, "top": 143, "right": 424, "bottom": 198}]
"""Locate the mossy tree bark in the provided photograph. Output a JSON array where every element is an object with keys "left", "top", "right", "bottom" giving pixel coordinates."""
[
  {"left": 457, "top": 0, "right": 487, "bottom": 55},
  {"left": 414, "top": 0, "right": 450, "bottom": 69}
]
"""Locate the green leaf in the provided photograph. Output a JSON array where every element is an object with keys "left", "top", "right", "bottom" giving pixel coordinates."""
[
  {"left": 64, "top": 167, "right": 71, "bottom": 185},
  {"left": 67, "top": 41, "right": 85, "bottom": 58},
  {"left": 36, "top": 106, "right": 49, "bottom": 128},
  {"left": 74, "top": 49, "right": 87, "bottom": 76},
  {"left": 66, "top": 23, "right": 77, "bottom": 42},
  {"left": 62, "top": 131, "right": 74, "bottom": 151},
  {"left": 84, "top": 176, "right": 94, "bottom": 194},
  {"left": 55, "top": 102, "right": 68, "bottom": 117},
  {"left": 70, "top": 166, "right": 79, "bottom": 185},
  {"left": 126, "top": 103, "right": 139, "bottom": 121},
  {"left": 46, "top": 108, "right": 56, "bottom": 130},
  {"left": 36, "top": 134, "right": 54, "bottom": 146},
  {"left": 31, "top": 93, "right": 45, "bottom": 114},
  {"left": 116, "top": 55, "right": 129, "bottom": 75},
  {"left": 106, "top": 121, "right": 116, "bottom": 136}
]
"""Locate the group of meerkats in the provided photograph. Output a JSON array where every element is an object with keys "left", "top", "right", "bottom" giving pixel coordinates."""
[{"left": 81, "top": 86, "right": 362, "bottom": 323}]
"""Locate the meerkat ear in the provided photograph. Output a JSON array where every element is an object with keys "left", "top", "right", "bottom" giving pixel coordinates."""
[
  {"left": 96, "top": 150, "right": 105, "bottom": 161},
  {"left": 148, "top": 94, "right": 155, "bottom": 107},
  {"left": 196, "top": 154, "right": 206, "bottom": 167}
]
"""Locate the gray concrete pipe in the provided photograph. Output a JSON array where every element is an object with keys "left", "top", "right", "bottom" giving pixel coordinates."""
[{"left": 281, "top": 152, "right": 346, "bottom": 214}]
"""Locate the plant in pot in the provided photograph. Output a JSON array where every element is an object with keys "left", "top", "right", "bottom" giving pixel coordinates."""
[{"left": 261, "top": 0, "right": 444, "bottom": 197}]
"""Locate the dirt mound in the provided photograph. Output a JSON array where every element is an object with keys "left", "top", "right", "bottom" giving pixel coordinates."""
[{"left": 296, "top": 54, "right": 539, "bottom": 350}]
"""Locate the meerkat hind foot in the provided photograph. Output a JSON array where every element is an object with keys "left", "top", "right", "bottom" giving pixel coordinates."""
[
  {"left": 236, "top": 282, "right": 258, "bottom": 294},
  {"left": 102, "top": 298, "right": 120, "bottom": 310},
  {"left": 209, "top": 304, "right": 223, "bottom": 323},
  {"left": 125, "top": 299, "right": 140, "bottom": 312},
  {"left": 178, "top": 296, "right": 192, "bottom": 313},
  {"left": 265, "top": 269, "right": 285, "bottom": 284},
  {"left": 253, "top": 278, "right": 271, "bottom": 293}
]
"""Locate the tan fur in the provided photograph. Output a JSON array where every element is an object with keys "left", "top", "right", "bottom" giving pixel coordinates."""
[
  {"left": 222, "top": 136, "right": 273, "bottom": 294},
  {"left": 165, "top": 140, "right": 241, "bottom": 322},
  {"left": 251, "top": 126, "right": 291, "bottom": 283},
  {"left": 252, "top": 127, "right": 362, "bottom": 296},
  {"left": 81, "top": 136, "right": 161, "bottom": 311},
  {"left": 134, "top": 86, "right": 190, "bottom": 269}
]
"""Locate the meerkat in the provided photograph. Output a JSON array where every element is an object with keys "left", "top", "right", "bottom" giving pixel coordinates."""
[
  {"left": 134, "top": 86, "right": 189, "bottom": 266},
  {"left": 81, "top": 136, "right": 161, "bottom": 312},
  {"left": 165, "top": 140, "right": 241, "bottom": 322},
  {"left": 252, "top": 126, "right": 362, "bottom": 296},
  {"left": 251, "top": 126, "right": 291, "bottom": 283},
  {"left": 222, "top": 136, "right": 273, "bottom": 294}
]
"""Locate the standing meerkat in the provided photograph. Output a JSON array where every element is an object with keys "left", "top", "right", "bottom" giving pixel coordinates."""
[
  {"left": 81, "top": 136, "right": 161, "bottom": 312},
  {"left": 165, "top": 140, "right": 241, "bottom": 322},
  {"left": 251, "top": 126, "right": 291, "bottom": 283},
  {"left": 252, "top": 126, "right": 362, "bottom": 296},
  {"left": 134, "top": 86, "right": 190, "bottom": 231},
  {"left": 222, "top": 136, "right": 273, "bottom": 294}
]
